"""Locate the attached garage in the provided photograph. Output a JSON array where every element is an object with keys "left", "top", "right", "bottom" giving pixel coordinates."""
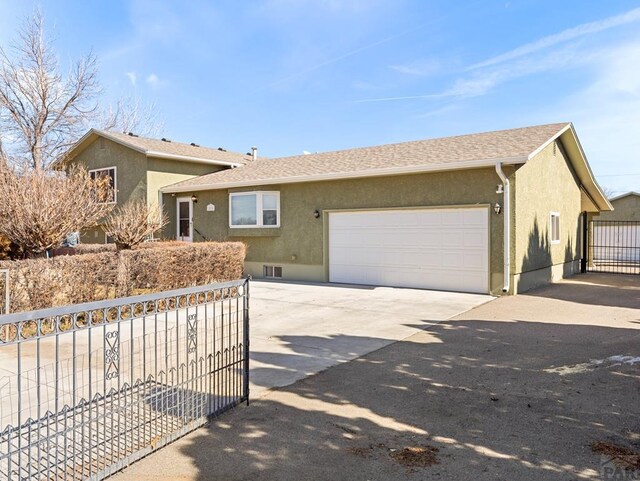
[
  {"left": 162, "top": 122, "right": 613, "bottom": 295},
  {"left": 328, "top": 207, "right": 489, "bottom": 293}
]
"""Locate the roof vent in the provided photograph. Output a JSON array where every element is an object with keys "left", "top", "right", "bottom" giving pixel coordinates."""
[
  {"left": 190, "top": 142, "right": 199, "bottom": 147},
  {"left": 161, "top": 138, "right": 171, "bottom": 142},
  {"left": 251, "top": 146, "right": 258, "bottom": 161},
  {"left": 218, "top": 147, "right": 227, "bottom": 152},
  {"left": 127, "top": 132, "right": 139, "bottom": 137}
]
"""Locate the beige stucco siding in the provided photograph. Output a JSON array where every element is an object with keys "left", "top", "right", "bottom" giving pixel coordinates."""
[
  {"left": 146, "top": 157, "right": 222, "bottom": 206},
  {"left": 163, "top": 167, "right": 512, "bottom": 294},
  {"left": 73, "top": 137, "right": 148, "bottom": 206},
  {"left": 512, "top": 140, "right": 583, "bottom": 292},
  {"left": 72, "top": 138, "right": 147, "bottom": 243},
  {"left": 596, "top": 195, "right": 640, "bottom": 221},
  {"left": 70, "top": 138, "right": 227, "bottom": 243}
]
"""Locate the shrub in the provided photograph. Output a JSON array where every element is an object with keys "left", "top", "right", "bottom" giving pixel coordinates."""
[
  {"left": 103, "top": 200, "right": 168, "bottom": 250},
  {"left": 0, "top": 167, "right": 114, "bottom": 256},
  {"left": 120, "top": 243, "right": 245, "bottom": 295},
  {"left": 0, "top": 234, "right": 22, "bottom": 260},
  {"left": 0, "top": 242, "right": 246, "bottom": 313}
]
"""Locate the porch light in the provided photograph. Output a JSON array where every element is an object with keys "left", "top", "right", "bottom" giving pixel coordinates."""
[
  {"left": 494, "top": 203, "right": 502, "bottom": 215},
  {"left": 313, "top": 210, "right": 320, "bottom": 218},
  {"left": 191, "top": 194, "right": 198, "bottom": 203}
]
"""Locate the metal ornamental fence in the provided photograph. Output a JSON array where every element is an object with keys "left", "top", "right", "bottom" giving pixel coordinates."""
[
  {"left": 0, "top": 279, "right": 250, "bottom": 481},
  {"left": 588, "top": 220, "right": 640, "bottom": 274}
]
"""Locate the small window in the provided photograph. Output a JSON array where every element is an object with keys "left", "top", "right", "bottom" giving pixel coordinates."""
[
  {"left": 89, "top": 167, "right": 117, "bottom": 203},
  {"left": 230, "top": 192, "right": 280, "bottom": 228},
  {"left": 263, "top": 265, "right": 283, "bottom": 278},
  {"left": 550, "top": 212, "right": 560, "bottom": 244}
]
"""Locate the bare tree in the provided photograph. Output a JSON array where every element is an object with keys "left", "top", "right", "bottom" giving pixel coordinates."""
[
  {"left": 101, "top": 95, "right": 164, "bottom": 137},
  {"left": 103, "top": 200, "right": 168, "bottom": 251},
  {"left": 0, "top": 167, "right": 114, "bottom": 256},
  {"left": 0, "top": 11, "right": 100, "bottom": 171},
  {"left": 600, "top": 186, "right": 619, "bottom": 200}
]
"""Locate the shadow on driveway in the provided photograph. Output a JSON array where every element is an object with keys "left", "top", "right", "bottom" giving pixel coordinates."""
[{"left": 114, "top": 274, "right": 640, "bottom": 481}]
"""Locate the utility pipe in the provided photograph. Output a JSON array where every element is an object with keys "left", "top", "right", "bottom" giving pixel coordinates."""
[{"left": 495, "top": 163, "right": 510, "bottom": 293}]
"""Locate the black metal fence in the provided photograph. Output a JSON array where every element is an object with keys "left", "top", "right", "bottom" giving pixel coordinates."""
[
  {"left": 0, "top": 279, "right": 250, "bottom": 480},
  {"left": 588, "top": 220, "right": 640, "bottom": 274}
]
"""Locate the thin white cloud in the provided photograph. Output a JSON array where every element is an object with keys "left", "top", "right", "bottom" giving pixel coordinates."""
[
  {"left": 390, "top": 58, "right": 441, "bottom": 77},
  {"left": 125, "top": 72, "right": 137, "bottom": 86},
  {"left": 355, "top": 49, "right": 577, "bottom": 103},
  {"left": 469, "top": 6, "right": 640, "bottom": 70},
  {"left": 263, "top": 0, "right": 384, "bottom": 14},
  {"left": 254, "top": 23, "right": 428, "bottom": 93},
  {"left": 356, "top": 9, "right": 627, "bottom": 104},
  {"left": 146, "top": 73, "right": 159, "bottom": 88}
]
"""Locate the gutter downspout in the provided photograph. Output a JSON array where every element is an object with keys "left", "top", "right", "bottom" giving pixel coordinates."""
[{"left": 495, "top": 162, "right": 510, "bottom": 293}]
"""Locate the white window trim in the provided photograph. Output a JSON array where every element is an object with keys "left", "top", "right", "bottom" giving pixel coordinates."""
[
  {"left": 550, "top": 212, "right": 560, "bottom": 244},
  {"left": 263, "top": 265, "right": 283, "bottom": 279},
  {"left": 176, "top": 196, "right": 193, "bottom": 242},
  {"left": 88, "top": 166, "right": 118, "bottom": 204},
  {"left": 229, "top": 191, "right": 280, "bottom": 228}
]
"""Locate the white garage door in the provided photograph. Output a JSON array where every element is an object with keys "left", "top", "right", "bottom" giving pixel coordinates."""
[{"left": 329, "top": 207, "right": 489, "bottom": 293}]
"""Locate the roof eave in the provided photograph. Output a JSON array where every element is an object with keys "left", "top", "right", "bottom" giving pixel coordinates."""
[
  {"left": 160, "top": 156, "right": 528, "bottom": 194},
  {"left": 609, "top": 191, "right": 640, "bottom": 202},
  {"left": 145, "top": 151, "right": 243, "bottom": 167},
  {"left": 528, "top": 122, "right": 612, "bottom": 212},
  {"left": 554, "top": 124, "right": 613, "bottom": 212},
  {"left": 51, "top": 128, "right": 106, "bottom": 168},
  {"left": 53, "top": 128, "right": 246, "bottom": 168}
]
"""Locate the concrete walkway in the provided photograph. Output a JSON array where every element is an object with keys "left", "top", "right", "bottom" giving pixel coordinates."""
[{"left": 114, "top": 274, "right": 640, "bottom": 481}]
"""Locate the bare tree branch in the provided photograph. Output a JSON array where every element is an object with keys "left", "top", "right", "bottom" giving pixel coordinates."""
[
  {"left": 103, "top": 200, "right": 168, "bottom": 250},
  {"left": 0, "top": 166, "right": 114, "bottom": 255},
  {"left": 100, "top": 95, "right": 164, "bottom": 137},
  {"left": 0, "top": 11, "right": 100, "bottom": 170},
  {"left": 600, "top": 186, "right": 619, "bottom": 199}
]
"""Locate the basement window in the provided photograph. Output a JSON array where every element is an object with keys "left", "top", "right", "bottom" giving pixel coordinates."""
[
  {"left": 263, "top": 265, "right": 283, "bottom": 279},
  {"left": 550, "top": 212, "right": 560, "bottom": 244}
]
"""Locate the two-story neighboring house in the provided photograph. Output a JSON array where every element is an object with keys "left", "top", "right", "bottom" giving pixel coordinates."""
[{"left": 56, "top": 129, "right": 252, "bottom": 243}]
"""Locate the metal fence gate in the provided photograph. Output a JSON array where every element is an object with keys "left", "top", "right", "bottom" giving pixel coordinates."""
[
  {"left": 587, "top": 220, "right": 640, "bottom": 274},
  {"left": 0, "top": 279, "right": 250, "bottom": 480}
]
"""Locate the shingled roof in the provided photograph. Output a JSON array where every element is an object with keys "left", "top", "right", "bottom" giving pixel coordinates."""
[
  {"left": 162, "top": 122, "right": 570, "bottom": 192},
  {"left": 59, "top": 129, "right": 252, "bottom": 167}
]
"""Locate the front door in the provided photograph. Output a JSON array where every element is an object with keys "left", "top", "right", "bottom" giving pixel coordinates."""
[{"left": 176, "top": 197, "right": 193, "bottom": 242}]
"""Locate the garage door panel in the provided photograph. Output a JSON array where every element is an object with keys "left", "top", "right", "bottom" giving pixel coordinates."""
[{"left": 329, "top": 208, "right": 489, "bottom": 293}]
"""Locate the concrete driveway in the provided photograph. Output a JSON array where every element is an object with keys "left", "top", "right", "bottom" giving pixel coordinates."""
[
  {"left": 114, "top": 273, "right": 640, "bottom": 481},
  {"left": 249, "top": 280, "right": 493, "bottom": 397}
]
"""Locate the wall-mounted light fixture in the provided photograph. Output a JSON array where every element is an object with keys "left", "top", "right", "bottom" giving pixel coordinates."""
[
  {"left": 494, "top": 203, "right": 502, "bottom": 215},
  {"left": 496, "top": 184, "right": 504, "bottom": 194},
  {"left": 191, "top": 194, "right": 198, "bottom": 203},
  {"left": 313, "top": 210, "right": 320, "bottom": 219}
]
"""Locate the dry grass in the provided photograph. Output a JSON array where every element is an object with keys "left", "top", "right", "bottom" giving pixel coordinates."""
[
  {"left": 592, "top": 441, "right": 640, "bottom": 471},
  {"left": 389, "top": 446, "right": 440, "bottom": 468}
]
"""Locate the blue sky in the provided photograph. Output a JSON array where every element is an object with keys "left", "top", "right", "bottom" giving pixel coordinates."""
[{"left": 1, "top": 1, "right": 639, "bottom": 194}]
